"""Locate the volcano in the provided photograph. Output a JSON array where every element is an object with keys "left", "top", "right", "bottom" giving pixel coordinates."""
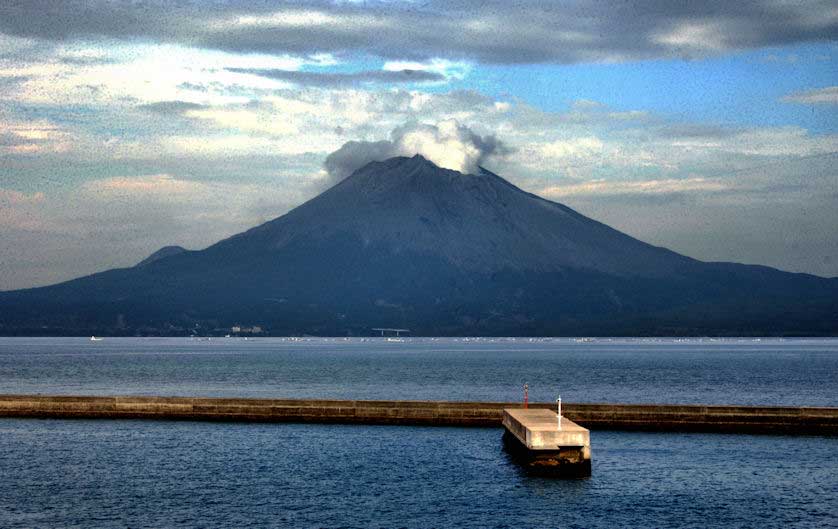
[{"left": 2, "top": 155, "right": 836, "bottom": 336}]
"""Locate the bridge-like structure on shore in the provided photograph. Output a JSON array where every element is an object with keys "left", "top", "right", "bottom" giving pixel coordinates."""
[{"left": 371, "top": 328, "right": 410, "bottom": 336}]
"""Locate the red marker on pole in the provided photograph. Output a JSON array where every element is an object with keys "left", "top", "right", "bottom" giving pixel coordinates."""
[{"left": 523, "top": 383, "right": 529, "bottom": 409}]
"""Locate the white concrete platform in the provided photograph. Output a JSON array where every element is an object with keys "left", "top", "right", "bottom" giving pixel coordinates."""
[
  {"left": 502, "top": 408, "right": 592, "bottom": 476},
  {"left": 503, "top": 408, "right": 590, "bottom": 454}
]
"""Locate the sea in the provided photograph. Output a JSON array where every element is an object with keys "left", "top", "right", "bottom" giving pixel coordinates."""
[{"left": 1, "top": 337, "right": 836, "bottom": 528}]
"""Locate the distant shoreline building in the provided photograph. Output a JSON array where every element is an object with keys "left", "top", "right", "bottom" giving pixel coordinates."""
[{"left": 231, "top": 325, "right": 263, "bottom": 335}]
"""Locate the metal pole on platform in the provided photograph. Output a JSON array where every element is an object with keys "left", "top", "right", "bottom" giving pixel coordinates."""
[
  {"left": 524, "top": 383, "right": 529, "bottom": 409},
  {"left": 557, "top": 396, "right": 562, "bottom": 430}
]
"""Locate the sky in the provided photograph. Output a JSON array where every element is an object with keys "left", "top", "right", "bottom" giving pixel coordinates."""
[{"left": 0, "top": 0, "right": 837, "bottom": 290}]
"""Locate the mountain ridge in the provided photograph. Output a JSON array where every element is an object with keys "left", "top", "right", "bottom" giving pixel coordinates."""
[
  {"left": 200, "top": 155, "right": 696, "bottom": 277},
  {"left": 136, "top": 245, "right": 189, "bottom": 268},
  {"left": 1, "top": 155, "right": 836, "bottom": 336}
]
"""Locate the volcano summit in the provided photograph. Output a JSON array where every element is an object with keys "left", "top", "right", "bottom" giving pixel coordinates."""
[{"left": 2, "top": 155, "right": 836, "bottom": 336}]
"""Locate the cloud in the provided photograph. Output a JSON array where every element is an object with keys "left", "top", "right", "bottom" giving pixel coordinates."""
[
  {"left": 562, "top": 153, "right": 838, "bottom": 278},
  {"left": 323, "top": 140, "right": 395, "bottom": 183},
  {"left": 759, "top": 53, "right": 800, "bottom": 64},
  {"left": 539, "top": 178, "right": 728, "bottom": 198},
  {"left": 55, "top": 47, "right": 117, "bottom": 65},
  {"left": 136, "top": 100, "right": 208, "bottom": 113},
  {"left": 654, "top": 123, "right": 744, "bottom": 139},
  {"left": 531, "top": 137, "right": 605, "bottom": 159},
  {"left": 0, "top": 119, "right": 69, "bottom": 154},
  {"left": 782, "top": 86, "right": 838, "bottom": 105},
  {"left": 382, "top": 59, "right": 471, "bottom": 80},
  {"left": 0, "top": 172, "right": 310, "bottom": 290},
  {"left": 322, "top": 120, "right": 510, "bottom": 183},
  {"left": 0, "top": 75, "right": 29, "bottom": 87},
  {"left": 2, "top": 70, "right": 838, "bottom": 288},
  {"left": 0, "top": 189, "right": 45, "bottom": 205},
  {"left": 513, "top": 135, "right": 676, "bottom": 177},
  {"left": 651, "top": 21, "right": 732, "bottom": 56},
  {"left": 82, "top": 174, "right": 201, "bottom": 197},
  {"left": 708, "top": 127, "right": 838, "bottom": 156},
  {"left": 0, "top": 131, "right": 42, "bottom": 147},
  {"left": 1, "top": 42, "right": 329, "bottom": 109},
  {"left": 1, "top": 1, "right": 835, "bottom": 64},
  {"left": 226, "top": 67, "right": 445, "bottom": 86}
]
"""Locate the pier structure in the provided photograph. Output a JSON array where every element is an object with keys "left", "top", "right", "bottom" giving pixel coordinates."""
[
  {"left": 0, "top": 395, "right": 836, "bottom": 435},
  {"left": 502, "top": 408, "right": 591, "bottom": 477}
]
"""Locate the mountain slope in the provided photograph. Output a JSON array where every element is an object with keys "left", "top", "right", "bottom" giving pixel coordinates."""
[
  {"left": 136, "top": 246, "right": 188, "bottom": 267},
  {"left": 1, "top": 155, "right": 836, "bottom": 336},
  {"left": 207, "top": 155, "right": 701, "bottom": 279}
]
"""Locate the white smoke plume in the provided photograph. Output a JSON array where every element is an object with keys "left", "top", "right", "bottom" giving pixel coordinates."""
[{"left": 323, "top": 120, "right": 508, "bottom": 184}]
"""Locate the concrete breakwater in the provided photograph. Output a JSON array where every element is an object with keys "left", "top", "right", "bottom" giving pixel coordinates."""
[{"left": 0, "top": 395, "right": 835, "bottom": 435}]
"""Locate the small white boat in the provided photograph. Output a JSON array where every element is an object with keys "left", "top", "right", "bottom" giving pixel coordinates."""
[{"left": 90, "top": 336, "right": 103, "bottom": 341}]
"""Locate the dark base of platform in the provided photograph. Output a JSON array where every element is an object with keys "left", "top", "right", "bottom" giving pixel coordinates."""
[{"left": 501, "top": 430, "right": 591, "bottom": 478}]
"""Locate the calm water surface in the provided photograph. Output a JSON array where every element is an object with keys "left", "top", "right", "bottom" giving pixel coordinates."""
[
  {"left": 0, "top": 419, "right": 836, "bottom": 528},
  {"left": 0, "top": 337, "right": 836, "bottom": 405},
  {"left": 2, "top": 338, "right": 836, "bottom": 527}
]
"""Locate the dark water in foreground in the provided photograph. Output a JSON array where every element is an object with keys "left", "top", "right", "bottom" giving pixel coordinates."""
[
  {"left": 1, "top": 338, "right": 836, "bottom": 527},
  {"left": 1, "top": 419, "right": 836, "bottom": 528},
  {"left": 1, "top": 337, "right": 837, "bottom": 405}
]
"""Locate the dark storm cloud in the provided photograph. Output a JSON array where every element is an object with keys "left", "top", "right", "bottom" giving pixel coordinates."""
[
  {"left": 1, "top": 1, "right": 835, "bottom": 64},
  {"left": 226, "top": 68, "right": 444, "bottom": 86},
  {"left": 0, "top": 0, "right": 197, "bottom": 41}
]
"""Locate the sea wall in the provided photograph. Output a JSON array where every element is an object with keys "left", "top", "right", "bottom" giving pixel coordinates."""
[{"left": 0, "top": 395, "right": 835, "bottom": 435}]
